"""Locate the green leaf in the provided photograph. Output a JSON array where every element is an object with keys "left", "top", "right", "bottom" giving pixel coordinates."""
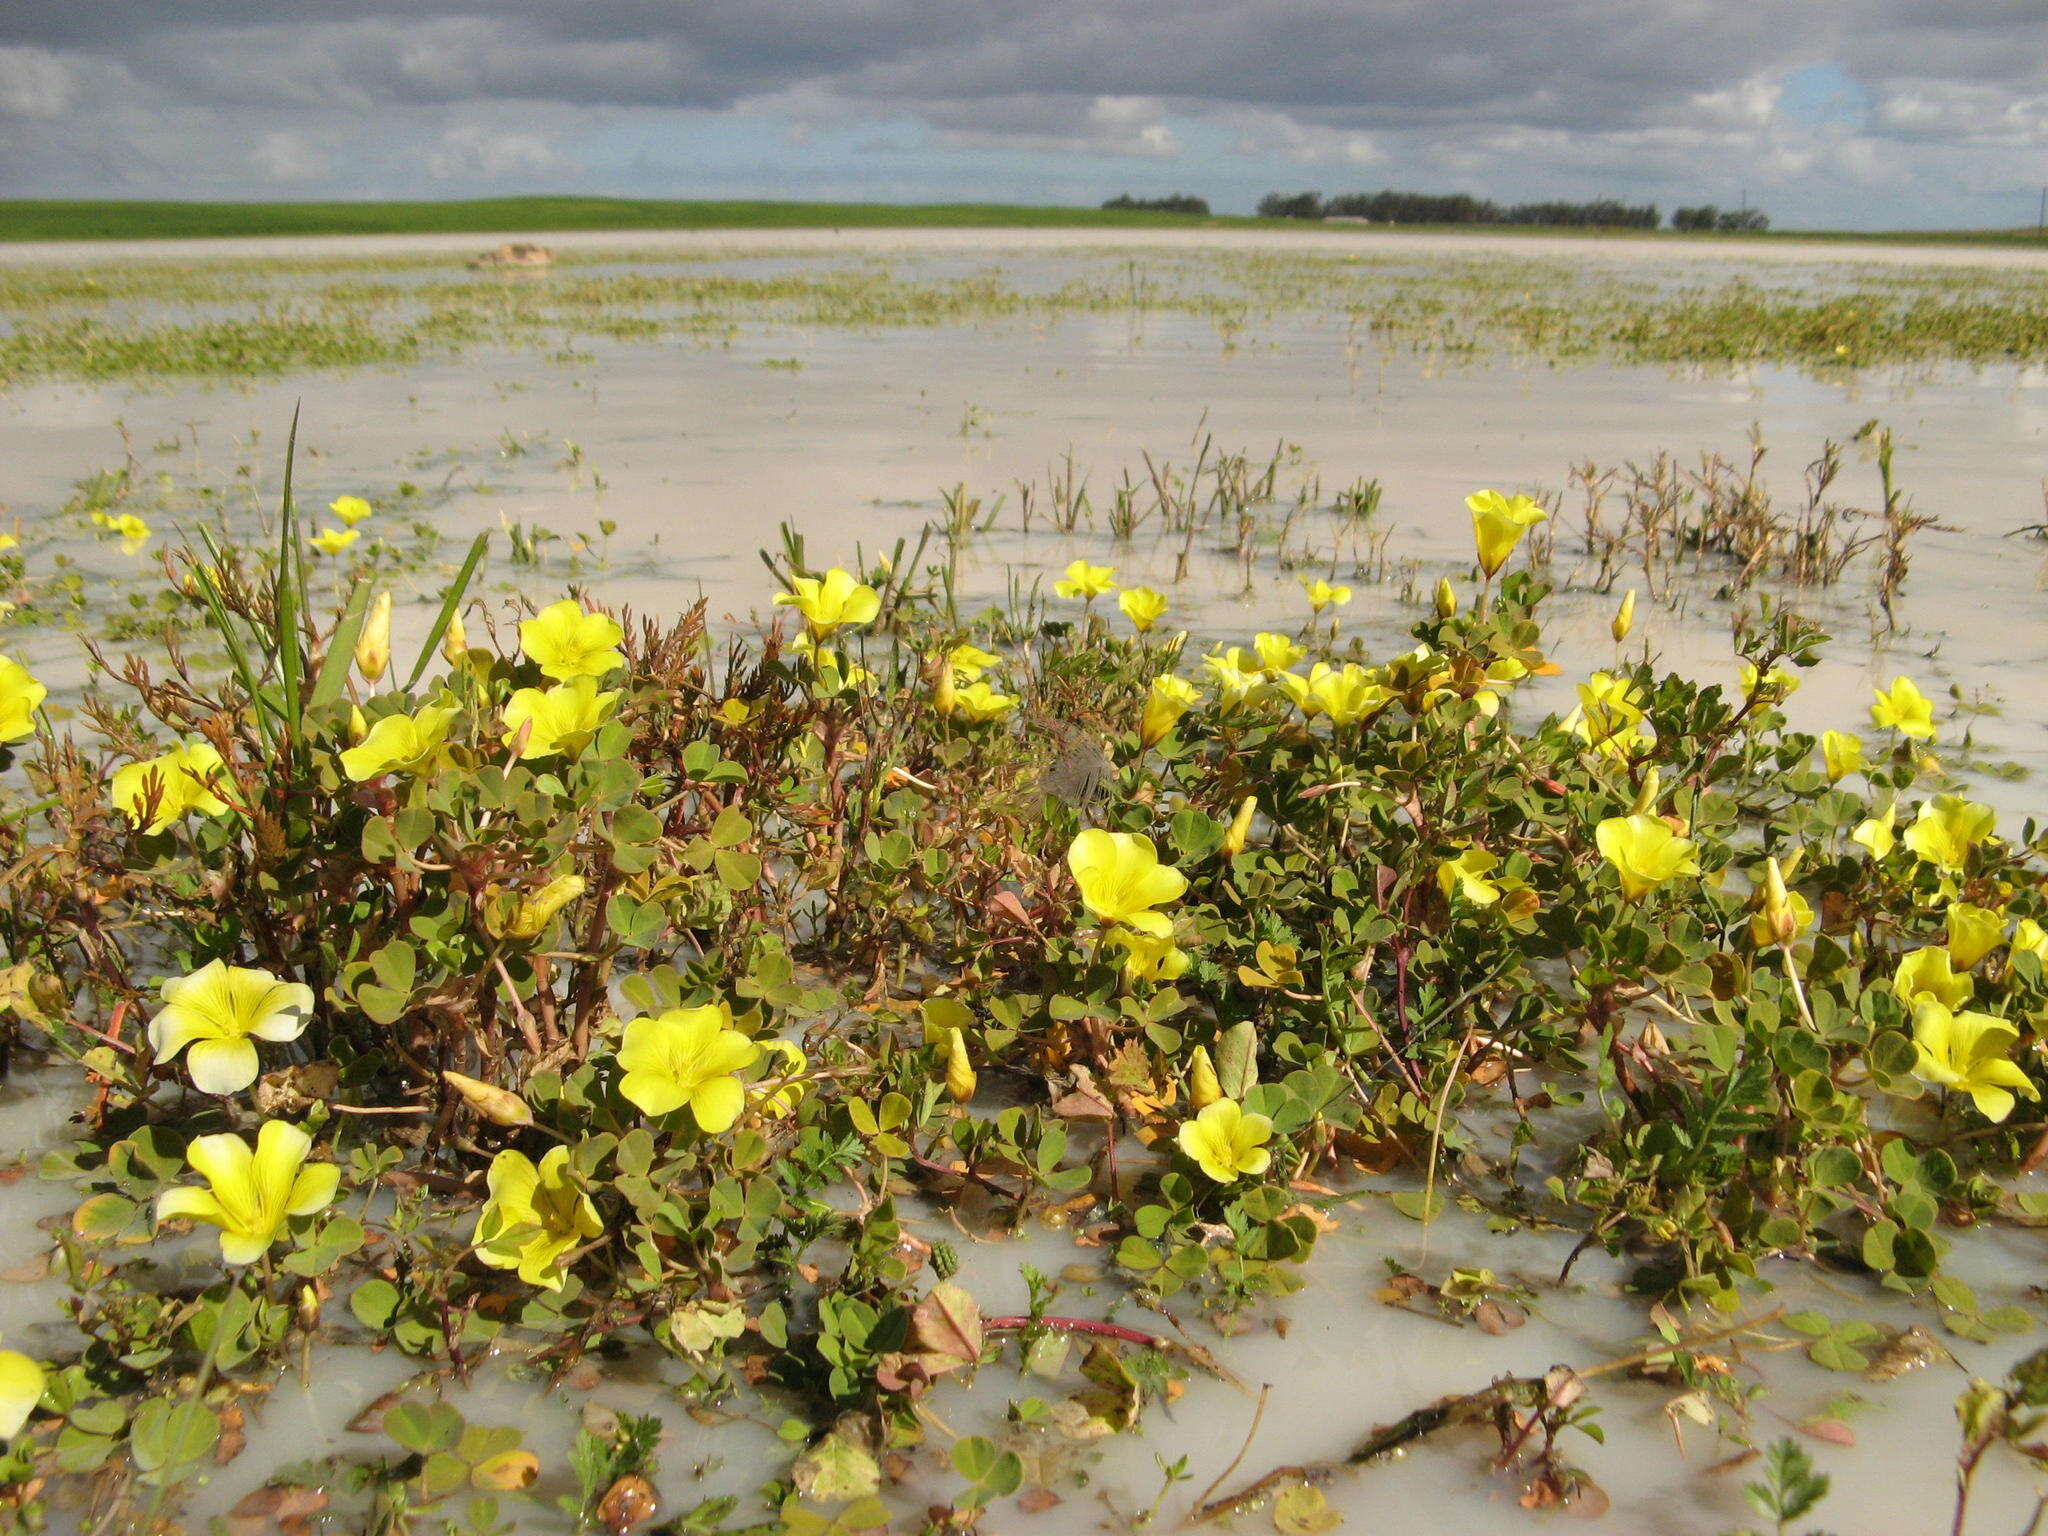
[{"left": 1216, "top": 1020, "right": 1258, "bottom": 1101}]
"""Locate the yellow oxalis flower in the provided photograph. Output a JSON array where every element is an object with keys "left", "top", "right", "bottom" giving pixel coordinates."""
[
  {"left": 502, "top": 677, "right": 617, "bottom": 761},
  {"left": 947, "top": 642, "right": 1002, "bottom": 682},
  {"left": 1739, "top": 661, "right": 1799, "bottom": 703},
  {"left": 93, "top": 512, "right": 152, "bottom": 553},
  {"left": 1595, "top": 814, "right": 1701, "bottom": 901},
  {"left": 1895, "top": 946, "right": 1973, "bottom": 1010},
  {"left": 1946, "top": 903, "right": 2007, "bottom": 971},
  {"left": 1820, "top": 730, "right": 1865, "bottom": 782},
  {"left": 1176, "top": 1098, "right": 1275, "bottom": 1184},
  {"left": 473, "top": 1146, "right": 603, "bottom": 1290},
  {"left": 0, "top": 1345, "right": 42, "bottom": 1439},
  {"left": 1301, "top": 577, "right": 1353, "bottom": 612},
  {"left": 156, "top": 1119, "right": 339, "bottom": 1265},
  {"left": 308, "top": 527, "right": 359, "bottom": 556},
  {"left": 1304, "top": 662, "right": 1387, "bottom": 726},
  {"left": 1201, "top": 649, "right": 1266, "bottom": 712},
  {"left": 1869, "top": 676, "right": 1935, "bottom": 740},
  {"left": 1902, "top": 795, "right": 1995, "bottom": 872},
  {"left": 775, "top": 568, "right": 883, "bottom": 638},
  {"left": 1111, "top": 929, "right": 1191, "bottom": 984},
  {"left": 339, "top": 705, "right": 457, "bottom": 781},
  {"left": 519, "top": 599, "right": 624, "bottom": 682},
  {"left": 749, "top": 1039, "right": 808, "bottom": 1118},
  {"left": 1066, "top": 829, "right": 1187, "bottom": 936},
  {"left": 327, "top": 495, "right": 373, "bottom": 526},
  {"left": 1910, "top": 1001, "right": 2039, "bottom": 1123},
  {"left": 1252, "top": 632, "right": 1305, "bottom": 674},
  {"left": 0, "top": 656, "right": 46, "bottom": 744},
  {"left": 614, "top": 1003, "right": 762, "bottom": 1131},
  {"left": 149, "top": 959, "right": 315, "bottom": 1095},
  {"left": 950, "top": 680, "right": 1018, "bottom": 724},
  {"left": 1567, "top": 672, "right": 1647, "bottom": 757},
  {"left": 1052, "top": 560, "right": 1117, "bottom": 600},
  {"left": 1464, "top": 489, "right": 1547, "bottom": 577},
  {"left": 112, "top": 740, "right": 231, "bottom": 834},
  {"left": 2013, "top": 919, "right": 2048, "bottom": 966},
  {"left": 1139, "top": 674, "right": 1200, "bottom": 748},
  {"left": 1118, "top": 587, "right": 1169, "bottom": 633},
  {"left": 1437, "top": 847, "right": 1502, "bottom": 906},
  {"left": 1851, "top": 802, "right": 1897, "bottom": 859}
]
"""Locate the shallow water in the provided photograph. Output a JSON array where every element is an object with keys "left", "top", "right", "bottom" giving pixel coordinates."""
[{"left": 7, "top": 235, "right": 2048, "bottom": 1530}]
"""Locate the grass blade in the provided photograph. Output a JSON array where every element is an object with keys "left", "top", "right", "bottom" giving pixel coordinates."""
[
  {"left": 309, "top": 578, "right": 371, "bottom": 712},
  {"left": 274, "top": 405, "right": 304, "bottom": 738},
  {"left": 404, "top": 531, "right": 489, "bottom": 690}
]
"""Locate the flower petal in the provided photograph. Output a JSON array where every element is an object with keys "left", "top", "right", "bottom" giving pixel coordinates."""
[{"left": 185, "top": 1036, "right": 260, "bottom": 1095}]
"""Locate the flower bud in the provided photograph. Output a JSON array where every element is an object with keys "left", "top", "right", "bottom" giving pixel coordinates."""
[
  {"left": 506, "top": 874, "right": 586, "bottom": 940},
  {"left": 943, "top": 1027, "right": 977, "bottom": 1104},
  {"left": 356, "top": 591, "right": 392, "bottom": 684},
  {"left": 441, "top": 609, "right": 468, "bottom": 666},
  {"left": 1631, "top": 766, "right": 1660, "bottom": 816},
  {"left": 443, "top": 1069, "right": 534, "bottom": 1127},
  {"left": 1434, "top": 577, "right": 1457, "bottom": 619},
  {"left": 1188, "top": 1045, "right": 1221, "bottom": 1109},
  {"left": 931, "top": 652, "right": 957, "bottom": 719},
  {"left": 1761, "top": 856, "right": 1798, "bottom": 947},
  {"left": 1611, "top": 588, "right": 1636, "bottom": 643},
  {"left": 1221, "top": 795, "right": 1257, "bottom": 858},
  {"left": 347, "top": 704, "right": 368, "bottom": 744}
]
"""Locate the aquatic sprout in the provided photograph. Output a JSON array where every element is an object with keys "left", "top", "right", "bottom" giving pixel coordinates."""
[
  {"left": 111, "top": 739, "right": 230, "bottom": 833},
  {"left": 0, "top": 656, "right": 45, "bottom": 743},
  {"left": 1118, "top": 586, "right": 1168, "bottom": 632},
  {"left": 502, "top": 676, "right": 617, "bottom": 760},
  {"left": 775, "top": 568, "right": 880, "bottom": 639},
  {"left": 1177, "top": 1099, "right": 1274, "bottom": 1183},
  {"left": 1595, "top": 813, "right": 1700, "bottom": 901},
  {"left": 339, "top": 703, "right": 456, "bottom": 780},
  {"left": 519, "top": 598, "right": 624, "bottom": 681},
  {"left": 1870, "top": 676, "right": 1935, "bottom": 739},
  {"left": 1066, "top": 829, "right": 1186, "bottom": 935},
  {"left": 149, "top": 959, "right": 314, "bottom": 1094},
  {"left": 1909, "top": 1003, "right": 2038, "bottom": 1123},
  {"left": 156, "top": 1120, "right": 339, "bottom": 1264},
  {"left": 614, "top": 1003, "right": 761, "bottom": 1131},
  {"left": 473, "top": 1146, "right": 603, "bottom": 1290},
  {"left": 1464, "top": 489, "right": 1546, "bottom": 577},
  {"left": 1053, "top": 560, "right": 1116, "bottom": 600}
]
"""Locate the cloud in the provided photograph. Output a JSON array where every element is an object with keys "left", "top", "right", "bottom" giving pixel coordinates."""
[{"left": 0, "top": 1, "right": 2045, "bottom": 224}]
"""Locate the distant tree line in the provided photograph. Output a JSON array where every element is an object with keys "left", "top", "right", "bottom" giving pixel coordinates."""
[
  {"left": 1100, "top": 193, "right": 1212, "bottom": 215},
  {"left": 1255, "top": 189, "right": 1767, "bottom": 232}
]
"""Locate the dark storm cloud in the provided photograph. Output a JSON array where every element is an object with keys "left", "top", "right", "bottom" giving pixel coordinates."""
[{"left": 1, "top": 1, "right": 2044, "bottom": 221}]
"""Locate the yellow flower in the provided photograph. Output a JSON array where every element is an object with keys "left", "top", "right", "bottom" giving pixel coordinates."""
[
  {"left": 1176, "top": 1098, "right": 1274, "bottom": 1184},
  {"left": 473, "top": 1146, "right": 603, "bottom": 1290},
  {"left": 1301, "top": 577, "right": 1353, "bottom": 612},
  {"left": 497, "top": 874, "right": 587, "bottom": 941},
  {"left": 2014, "top": 919, "right": 2048, "bottom": 966},
  {"left": 1739, "top": 661, "right": 1799, "bottom": 703},
  {"left": 749, "top": 1040, "right": 809, "bottom": 1119},
  {"left": 1118, "top": 587, "right": 1169, "bottom": 633},
  {"left": 1870, "top": 676, "right": 1935, "bottom": 740},
  {"left": 1851, "top": 802, "right": 1897, "bottom": 859},
  {"left": 1066, "top": 829, "right": 1187, "bottom": 936},
  {"left": 1946, "top": 904, "right": 2007, "bottom": 971},
  {"left": 1201, "top": 649, "right": 1266, "bottom": 712},
  {"left": 355, "top": 591, "right": 392, "bottom": 683},
  {"left": 1438, "top": 847, "right": 1502, "bottom": 906},
  {"left": 308, "top": 528, "right": 359, "bottom": 556},
  {"left": 1902, "top": 795, "right": 1995, "bottom": 872},
  {"left": 1595, "top": 814, "right": 1700, "bottom": 901},
  {"left": 112, "top": 740, "right": 231, "bottom": 834},
  {"left": 1611, "top": 588, "right": 1636, "bottom": 643},
  {"left": 1252, "top": 632, "right": 1305, "bottom": 674},
  {"left": 1464, "top": 489, "right": 1547, "bottom": 577},
  {"left": 1567, "top": 671, "right": 1647, "bottom": 757},
  {"left": 950, "top": 680, "right": 1019, "bottom": 723},
  {"left": 149, "top": 959, "right": 314, "bottom": 1095},
  {"left": 0, "top": 1345, "right": 42, "bottom": 1439},
  {"left": 614, "top": 1003, "right": 761, "bottom": 1131},
  {"left": 1910, "top": 1001, "right": 2038, "bottom": 1123},
  {"left": 94, "top": 512, "right": 152, "bottom": 553},
  {"left": 0, "top": 656, "right": 46, "bottom": 744},
  {"left": 328, "top": 495, "right": 373, "bottom": 527},
  {"left": 339, "top": 705, "right": 456, "bottom": 781},
  {"left": 1894, "top": 947, "right": 1973, "bottom": 1011},
  {"left": 947, "top": 642, "right": 1002, "bottom": 682},
  {"left": 1221, "top": 794, "right": 1257, "bottom": 858},
  {"left": 775, "top": 568, "right": 883, "bottom": 638},
  {"left": 519, "top": 599, "right": 624, "bottom": 682},
  {"left": 1111, "top": 929, "right": 1191, "bottom": 984},
  {"left": 1188, "top": 1046, "right": 1222, "bottom": 1109},
  {"left": 1053, "top": 560, "right": 1117, "bottom": 600},
  {"left": 0, "top": 534, "right": 19, "bottom": 554},
  {"left": 1820, "top": 730, "right": 1864, "bottom": 783},
  {"left": 1304, "top": 662, "right": 1388, "bottom": 726},
  {"left": 156, "top": 1119, "right": 339, "bottom": 1265},
  {"left": 1139, "top": 674, "right": 1200, "bottom": 748},
  {"left": 502, "top": 677, "right": 617, "bottom": 760}
]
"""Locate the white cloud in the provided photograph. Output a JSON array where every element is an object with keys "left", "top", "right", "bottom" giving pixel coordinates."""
[
  {"left": 0, "top": 46, "right": 74, "bottom": 119},
  {"left": 252, "top": 129, "right": 329, "bottom": 183},
  {"left": 425, "top": 123, "right": 579, "bottom": 182}
]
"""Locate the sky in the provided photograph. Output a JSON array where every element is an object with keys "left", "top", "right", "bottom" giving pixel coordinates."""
[{"left": 1, "top": 2, "right": 2046, "bottom": 229}]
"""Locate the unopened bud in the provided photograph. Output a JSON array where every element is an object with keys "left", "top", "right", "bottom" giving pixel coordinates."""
[
  {"left": 1222, "top": 795, "right": 1257, "bottom": 858},
  {"left": 356, "top": 591, "right": 392, "bottom": 684},
  {"left": 931, "top": 653, "right": 956, "bottom": 719},
  {"left": 943, "top": 1027, "right": 977, "bottom": 1104},
  {"left": 1188, "top": 1045, "right": 1221, "bottom": 1109},
  {"left": 441, "top": 609, "right": 468, "bottom": 666},
  {"left": 442, "top": 1069, "right": 534, "bottom": 1127},
  {"left": 1762, "top": 856, "right": 1798, "bottom": 946},
  {"left": 1611, "top": 588, "right": 1636, "bottom": 643},
  {"left": 1631, "top": 767, "right": 1660, "bottom": 816},
  {"left": 507, "top": 874, "right": 585, "bottom": 940},
  {"left": 1434, "top": 577, "right": 1457, "bottom": 620}
]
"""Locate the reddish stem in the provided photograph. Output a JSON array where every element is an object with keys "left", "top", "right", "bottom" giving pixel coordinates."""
[{"left": 983, "top": 1315, "right": 1166, "bottom": 1348}]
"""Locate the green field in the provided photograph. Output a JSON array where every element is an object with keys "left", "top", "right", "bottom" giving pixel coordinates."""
[{"left": 3, "top": 193, "right": 2047, "bottom": 246}]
